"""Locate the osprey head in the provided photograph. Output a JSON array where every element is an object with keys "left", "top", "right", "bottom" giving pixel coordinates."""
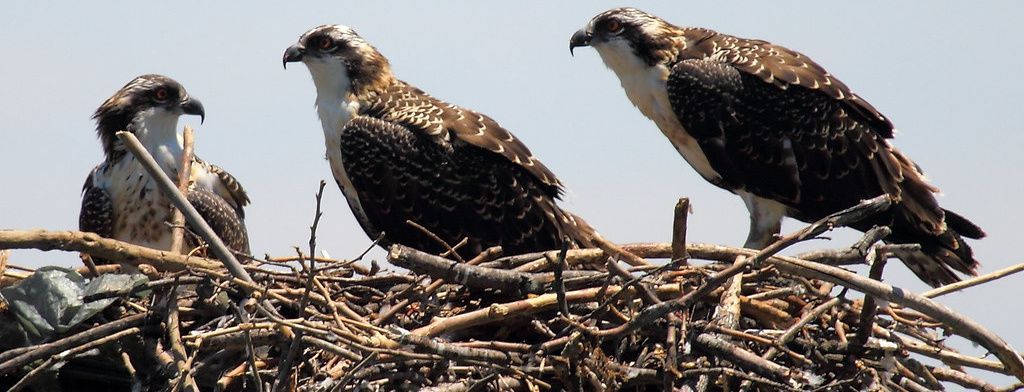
[
  {"left": 283, "top": 25, "right": 392, "bottom": 96},
  {"left": 92, "top": 74, "right": 204, "bottom": 158},
  {"left": 569, "top": 8, "right": 680, "bottom": 68}
]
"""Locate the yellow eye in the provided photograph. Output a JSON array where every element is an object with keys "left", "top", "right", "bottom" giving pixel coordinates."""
[
  {"left": 154, "top": 88, "right": 169, "bottom": 102},
  {"left": 607, "top": 20, "right": 623, "bottom": 33}
]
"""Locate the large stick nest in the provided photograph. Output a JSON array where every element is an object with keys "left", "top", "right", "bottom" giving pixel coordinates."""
[{"left": 1, "top": 194, "right": 1022, "bottom": 392}]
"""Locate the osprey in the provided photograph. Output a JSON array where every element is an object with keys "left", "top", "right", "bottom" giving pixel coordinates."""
[
  {"left": 283, "top": 25, "right": 593, "bottom": 257},
  {"left": 80, "top": 75, "right": 250, "bottom": 260},
  {"left": 569, "top": 8, "right": 984, "bottom": 286}
]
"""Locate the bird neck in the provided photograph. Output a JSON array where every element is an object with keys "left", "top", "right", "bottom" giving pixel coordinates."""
[
  {"left": 309, "top": 61, "right": 395, "bottom": 145},
  {"left": 129, "top": 108, "right": 184, "bottom": 175}
]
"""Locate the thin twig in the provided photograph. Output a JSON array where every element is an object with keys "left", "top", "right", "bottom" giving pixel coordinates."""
[
  {"left": 274, "top": 180, "right": 327, "bottom": 392},
  {"left": 763, "top": 295, "right": 845, "bottom": 361},
  {"left": 923, "top": 261, "right": 1024, "bottom": 298},
  {"left": 232, "top": 299, "right": 266, "bottom": 392},
  {"left": 0, "top": 313, "right": 151, "bottom": 375},
  {"left": 406, "top": 220, "right": 466, "bottom": 263},
  {"left": 8, "top": 327, "right": 142, "bottom": 392},
  {"left": 551, "top": 238, "right": 570, "bottom": 317}
]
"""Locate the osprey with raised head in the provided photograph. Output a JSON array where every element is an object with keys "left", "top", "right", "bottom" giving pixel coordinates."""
[
  {"left": 80, "top": 75, "right": 251, "bottom": 259},
  {"left": 284, "top": 25, "right": 593, "bottom": 257},
  {"left": 569, "top": 8, "right": 984, "bottom": 286}
]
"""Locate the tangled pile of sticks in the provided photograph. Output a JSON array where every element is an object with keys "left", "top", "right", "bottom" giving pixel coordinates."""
[
  {"left": 1, "top": 131, "right": 1023, "bottom": 391},
  {"left": 1, "top": 192, "right": 1023, "bottom": 391}
]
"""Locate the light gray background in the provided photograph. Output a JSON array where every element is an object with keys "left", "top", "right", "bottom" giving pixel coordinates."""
[{"left": 2, "top": 1, "right": 1021, "bottom": 386}]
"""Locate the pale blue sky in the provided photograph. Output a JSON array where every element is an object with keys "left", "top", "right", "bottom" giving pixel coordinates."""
[{"left": 2, "top": 1, "right": 1022, "bottom": 385}]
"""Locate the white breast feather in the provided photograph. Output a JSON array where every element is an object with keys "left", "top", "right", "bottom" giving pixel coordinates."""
[
  {"left": 306, "top": 59, "right": 374, "bottom": 231},
  {"left": 594, "top": 41, "right": 722, "bottom": 184}
]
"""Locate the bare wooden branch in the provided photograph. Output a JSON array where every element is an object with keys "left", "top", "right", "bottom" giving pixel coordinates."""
[
  {"left": 389, "top": 244, "right": 541, "bottom": 294},
  {"left": 852, "top": 248, "right": 888, "bottom": 349},
  {"left": 0, "top": 313, "right": 151, "bottom": 375},
  {"left": 923, "top": 261, "right": 1024, "bottom": 298},
  {"left": 693, "top": 333, "right": 797, "bottom": 382},
  {"left": 411, "top": 286, "right": 619, "bottom": 337},
  {"left": 167, "top": 288, "right": 198, "bottom": 392},
  {"left": 388, "top": 244, "right": 599, "bottom": 294},
  {"left": 8, "top": 327, "right": 142, "bottom": 392},
  {"left": 929, "top": 366, "right": 999, "bottom": 391},
  {"left": 0, "top": 229, "right": 222, "bottom": 271},
  {"left": 671, "top": 197, "right": 690, "bottom": 264},
  {"left": 375, "top": 246, "right": 502, "bottom": 325},
  {"left": 169, "top": 125, "right": 195, "bottom": 254},
  {"left": 551, "top": 240, "right": 571, "bottom": 317}
]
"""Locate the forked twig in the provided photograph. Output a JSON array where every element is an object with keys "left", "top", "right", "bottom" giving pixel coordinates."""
[{"left": 274, "top": 180, "right": 327, "bottom": 392}]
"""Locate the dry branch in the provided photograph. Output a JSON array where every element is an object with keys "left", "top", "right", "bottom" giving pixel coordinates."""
[
  {"left": 168, "top": 125, "right": 195, "bottom": 255},
  {"left": 0, "top": 230, "right": 222, "bottom": 271}
]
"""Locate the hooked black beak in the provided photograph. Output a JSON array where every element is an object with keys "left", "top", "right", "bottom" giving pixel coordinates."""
[
  {"left": 569, "top": 29, "right": 592, "bottom": 56},
  {"left": 283, "top": 45, "right": 304, "bottom": 69},
  {"left": 181, "top": 97, "right": 205, "bottom": 124}
]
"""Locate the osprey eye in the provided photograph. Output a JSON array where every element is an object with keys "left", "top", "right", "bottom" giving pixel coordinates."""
[
  {"left": 317, "top": 37, "right": 334, "bottom": 50},
  {"left": 607, "top": 20, "right": 623, "bottom": 34},
  {"left": 154, "top": 88, "right": 169, "bottom": 102}
]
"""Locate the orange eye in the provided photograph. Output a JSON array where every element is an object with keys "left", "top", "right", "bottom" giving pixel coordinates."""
[
  {"left": 318, "top": 37, "right": 333, "bottom": 50},
  {"left": 607, "top": 20, "right": 623, "bottom": 33},
  {"left": 154, "top": 88, "right": 169, "bottom": 101}
]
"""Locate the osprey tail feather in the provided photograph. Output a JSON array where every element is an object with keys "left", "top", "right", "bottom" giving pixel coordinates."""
[
  {"left": 891, "top": 223, "right": 982, "bottom": 288},
  {"left": 889, "top": 170, "right": 985, "bottom": 287}
]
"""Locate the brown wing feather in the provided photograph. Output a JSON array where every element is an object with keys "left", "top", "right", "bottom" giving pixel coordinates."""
[
  {"left": 197, "top": 160, "right": 250, "bottom": 217},
  {"left": 79, "top": 169, "right": 115, "bottom": 264},
  {"left": 337, "top": 115, "right": 590, "bottom": 258},
  {"left": 186, "top": 188, "right": 250, "bottom": 254},
  {"left": 364, "top": 82, "right": 564, "bottom": 193},
  {"left": 703, "top": 34, "right": 893, "bottom": 138},
  {"left": 79, "top": 170, "right": 114, "bottom": 239}
]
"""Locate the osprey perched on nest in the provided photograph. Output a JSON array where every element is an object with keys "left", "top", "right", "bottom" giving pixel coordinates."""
[
  {"left": 569, "top": 8, "right": 984, "bottom": 286},
  {"left": 80, "top": 75, "right": 250, "bottom": 260},
  {"left": 284, "top": 25, "right": 593, "bottom": 258}
]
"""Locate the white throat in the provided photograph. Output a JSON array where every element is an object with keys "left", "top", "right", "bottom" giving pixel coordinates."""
[
  {"left": 305, "top": 59, "right": 360, "bottom": 137},
  {"left": 593, "top": 40, "right": 655, "bottom": 83},
  {"left": 133, "top": 107, "right": 183, "bottom": 174},
  {"left": 592, "top": 40, "right": 671, "bottom": 122}
]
